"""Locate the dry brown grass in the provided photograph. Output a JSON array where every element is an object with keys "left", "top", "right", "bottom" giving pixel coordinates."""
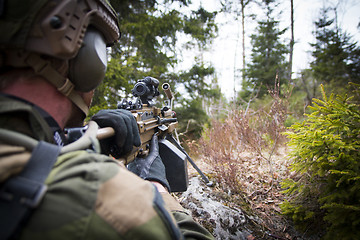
[{"left": 187, "top": 89, "right": 301, "bottom": 239}]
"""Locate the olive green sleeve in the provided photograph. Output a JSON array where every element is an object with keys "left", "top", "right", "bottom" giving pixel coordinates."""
[
  {"left": 160, "top": 192, "right": 214, "bottom": 240},
  {"left": 19, "top": 151, "right": 179, "bottom": 240},
  {"left": 172, "top": 211, "right": 215, "bottom": 240}
]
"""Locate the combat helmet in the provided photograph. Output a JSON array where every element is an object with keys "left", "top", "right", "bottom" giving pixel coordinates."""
[{"left": 0, "top": 0, "right": 120, "bottom": 115}]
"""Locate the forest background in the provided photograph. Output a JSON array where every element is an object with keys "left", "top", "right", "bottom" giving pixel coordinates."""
[{"left": 89, "top": 0, "right": 360, "bottom": 239}]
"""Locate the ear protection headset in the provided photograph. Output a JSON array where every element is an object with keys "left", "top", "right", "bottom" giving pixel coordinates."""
[
  {"left": 0, "top": 0, "right": 120, "bottom": 116},
  {"left": 69, "top": 27, "right": 107, "bottom": 92}
]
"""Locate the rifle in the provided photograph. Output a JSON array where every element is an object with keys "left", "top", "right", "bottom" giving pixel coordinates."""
[
  {"left": 117, "top": 76, "right": 189, "bottom": 192},
  {"left": 65, "top": 77, "right": 212, "bottom": 192},
  {"left": 117, "top": 77, "right": 179, "bottom": 163}
]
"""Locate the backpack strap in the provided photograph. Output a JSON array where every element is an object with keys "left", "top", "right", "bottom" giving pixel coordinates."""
[{"left": 0, "top": 141, "right": 61, "bottom": 239}]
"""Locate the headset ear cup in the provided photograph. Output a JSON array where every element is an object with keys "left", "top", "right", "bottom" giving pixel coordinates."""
[{"left": 69, "top": 28, "right": 107, "bottom": 92}]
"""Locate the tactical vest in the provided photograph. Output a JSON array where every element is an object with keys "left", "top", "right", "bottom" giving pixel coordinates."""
[{"left": 0, "top": 95, "right": 61, "bottom": 239}]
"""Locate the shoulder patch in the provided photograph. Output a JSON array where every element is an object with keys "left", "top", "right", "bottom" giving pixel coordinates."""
[{"left": 95, "top": 166, "right": 158, "bottom": 234}]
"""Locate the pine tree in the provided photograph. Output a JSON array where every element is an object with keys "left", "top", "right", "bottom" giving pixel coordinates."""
[
  {"left": 90, "top": 0, "right": 219, "bottom": 116},
  {"left": 242, "top": 0, "right": 289, "bottom": 98},
  {"left": 175, "top": 60, "right": 222, "bottom": 138},
  {"left": 310, "top": 8, "right": 360, "bottom": 91},
  {"left": 281, "top": 84, "right": 360, "bottom": 239}
]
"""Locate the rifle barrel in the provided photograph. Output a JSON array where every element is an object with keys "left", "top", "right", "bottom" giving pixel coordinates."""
[{"left": 162, "top": 83, "right": 173, "bottom": 100}]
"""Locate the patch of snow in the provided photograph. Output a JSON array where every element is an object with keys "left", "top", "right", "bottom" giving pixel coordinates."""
[{"left": 179, "top": 177, "right": 252, "bottom": 240}]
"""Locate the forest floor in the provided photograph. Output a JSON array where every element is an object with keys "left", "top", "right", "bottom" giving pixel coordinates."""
[{"left": 174, "top": 148, "right": 319, "bottom": 240}]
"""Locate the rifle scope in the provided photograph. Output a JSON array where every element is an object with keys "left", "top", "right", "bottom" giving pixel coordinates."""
[{"left": 132, "top": 76, "right": 160, "bottom": 105}]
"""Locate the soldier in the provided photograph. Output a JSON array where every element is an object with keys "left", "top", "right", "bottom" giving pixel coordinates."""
[{"left": 0, "top": 0, "right": 214, "bottom": 239}]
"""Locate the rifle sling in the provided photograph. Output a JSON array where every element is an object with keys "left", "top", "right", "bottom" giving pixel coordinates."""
[{"left": 0, "top": 141, "right": 61, "bottom": 239}]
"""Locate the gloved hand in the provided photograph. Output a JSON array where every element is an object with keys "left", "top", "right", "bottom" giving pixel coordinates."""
[
  {"left": 127, "top": 134, "right": 170, "bottom": 192},
  {"left": 91, "top": 109, "right": 141, "bottom": 158}
]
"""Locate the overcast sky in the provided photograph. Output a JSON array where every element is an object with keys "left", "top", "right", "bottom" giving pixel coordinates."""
[{"left": 177, "top": 0, "right": 360, "bottom": 99}]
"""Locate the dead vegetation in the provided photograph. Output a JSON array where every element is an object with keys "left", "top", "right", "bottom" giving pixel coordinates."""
[{"left": 183, "top": 87, "right": 306, "bottom": 239}]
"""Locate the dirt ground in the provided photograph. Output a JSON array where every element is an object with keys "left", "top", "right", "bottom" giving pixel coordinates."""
[{"left": 175, "top": 148, "right": 316, "bottom": 240}]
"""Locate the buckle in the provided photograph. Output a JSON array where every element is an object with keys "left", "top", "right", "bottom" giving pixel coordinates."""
[
  {"left": 0, "top": 177, "right": 47, "bottom": 208},
  {"left": 20, "top": 184, "right": 47, "bottom": 208},
  {"left": 58, "top": 78, "right": 75, "bottom": 97}
]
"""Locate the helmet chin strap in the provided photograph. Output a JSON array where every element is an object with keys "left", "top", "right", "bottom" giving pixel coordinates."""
[{"left": 23, "top": 52, "right": 90, "bottom": 116}]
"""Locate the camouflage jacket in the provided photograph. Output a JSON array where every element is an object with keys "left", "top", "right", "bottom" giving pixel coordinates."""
[{"left": 0, "top": 95, "right": 214, "bottom": 240}]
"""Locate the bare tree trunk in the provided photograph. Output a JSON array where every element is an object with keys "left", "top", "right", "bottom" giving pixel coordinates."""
[
  {"left": 301, "top": 73, "right": 312, "bottom": 105},
  {"left": 234, "top": 0, "right": 250, "bottom": 104},
  {"left": 234, "top": 21, "right": 240, "bottom": 104},
  {"left": 241, "top": 0, "right": 246, "bottom": 86},
  {"left": 288, "top": 0, "right": 294, "bottom": 83}
]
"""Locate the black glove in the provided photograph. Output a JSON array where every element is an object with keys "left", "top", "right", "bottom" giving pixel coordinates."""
[
  {"left": 91, "top": 109, "right": 141, "bottom": 158},
  {"left": 127, "top": 134, "right": 170, "bottom": 192}
]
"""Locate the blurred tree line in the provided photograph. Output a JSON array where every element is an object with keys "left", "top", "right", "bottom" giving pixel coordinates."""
[
  {"left": 225, "top": 1, "right": 360, "bottom": 238},
  {"left": 89, "top": 0, "right": 221, "bottom": 138},
  {"left": 89, "top": 0, "right": 360, "bottom": 136},
  {"left": 233, "top": 0, "right": 360, "bottom": 120}
]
